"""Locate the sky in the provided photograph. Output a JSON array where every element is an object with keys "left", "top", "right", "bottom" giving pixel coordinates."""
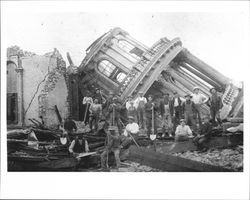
[{"left": 2, "top": 1, "right": 250, "bottom": 83}]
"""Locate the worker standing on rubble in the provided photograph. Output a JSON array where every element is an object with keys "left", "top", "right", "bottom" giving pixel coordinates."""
[
  {"left": 169, "top": 91, "right": 184, "bottom": 135},
  {"left": 69, "top": 134, "right": 89, "bottom": 158},
  {"left": 89, "top": 99, "right": 102, "bottom": 132},
  {"left": 207, "top": 87, "right": 222, "bottom": 127},
  {"left": 82, "top": 94, "right": 93, "bottom": 125},
  {"left": 103, "top": 91, "right": 114, "bottom": 116},
  {"left": 145, "top": 95, "right": 157, "bottom": 137},
  {"left": 134, "top": 91, "right": 147, "bottom": 129},
  {"left": 191, "top": 86, "right": 208, "bottom": 126},
  {"left": 64, "top": 116, "right": 77, "bottom": 135},
  {"left": 126, "top": 96, "right": 137, "bottom": 122},
  {"left": 108, "top": 96, "right": 122, "bottom": 134},
  {"left": 182, "top": 94, "right": 198, "bottom": 134},
  {"left": 160, "top": 93, "right": 173, "bottom": 138},
  {"left": 101, "top": 126, "right": 121, "bottom": 169},
  {"left": 175, "top": 119, "right": 193, "bottom": 142}
]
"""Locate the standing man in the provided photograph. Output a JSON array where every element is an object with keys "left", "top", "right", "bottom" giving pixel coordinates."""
[
  {"left": 82, "top": 94, "right": 93, "bottom": 125},
  {"left": 207, "top": 87, "right": 222, "bottom": 126},
  {"left": 182, "top": 94, "right": 198, "bottom": 134},
  {"left": 108, "top": 96, "right": 122, "bottom": 134},
  {"left": 175, "top": 119, "right": 193, "bottom": 142},
  {"left": 191, "top": 86, "right": 208, "bottom": 126},
  {"left": 64, "top": 116, "right": 77, "bottom": 135},
  {"left": 159, "top": 93, "right": 173, "bottom": 137},
  {"left": 126, "top": 96, "right": 137, "bottom": 122},
  {"left": 134, "top": 91, "right": 147, "bottom": 129},
  {"left": 89, "top": 98, "right": 102, "bottom": 132},
  {"left": 101, "top": 126, "right": 121, "bottom": 169},
  {"left": 103, "top": 91, "right": 114, "bottom": 116},
  {"left": 144, "top": 95, "right": 157, "bottom": 137},
  {"left": 169, "top": 91, "right": 184, "bottom": 134}
]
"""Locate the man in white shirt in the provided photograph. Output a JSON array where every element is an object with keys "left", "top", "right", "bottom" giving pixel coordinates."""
[
  {"left": 191, "top": 86, "right": 208, "bottom": 126},
  {"left": 175, "top": 119, "right": 193, "bottom": 142},
  {"left": 121, "top": 116, "right": 139, "bottom": 149},
  {"left": 134, "top": 91, "right": 147, "bottom": 129}
]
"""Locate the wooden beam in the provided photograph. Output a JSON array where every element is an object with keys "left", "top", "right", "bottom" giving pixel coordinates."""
[{"left": 128, "top": 146, "right": 233, "bottom": 172}]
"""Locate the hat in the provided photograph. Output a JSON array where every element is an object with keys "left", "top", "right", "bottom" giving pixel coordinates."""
[
  {"left": 193, "top": 86, "right": 200, "bottom": 91},
  {"left": 185, "top": 94, "right": 192, "bottom": 98},
  {"left": 209, "top": 87, "right": 216, "bottom": 93},
  {"left": 139, "top": 91, "right": 143, "bottom": 94},
  {"left": 180, "top": 119, "right": 186, "bottom": 122},
  {"left": 128, "top": 116, "right": 134, "bottom": 120}
]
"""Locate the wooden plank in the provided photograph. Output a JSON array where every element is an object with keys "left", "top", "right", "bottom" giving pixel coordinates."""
[{"left": 128, "top": 146, "right": 233, "bottom": 172}]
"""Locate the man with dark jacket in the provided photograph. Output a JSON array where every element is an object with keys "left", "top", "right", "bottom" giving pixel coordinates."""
[
  {"left": 145, "top": 95, "right": 158, "bottom": 137},
  {"left": 108, "top": 96, "right": 122, "bottom": 134},
  {"left": 159, "top": 93, "right": 173, "bottom": 137},
  {"left": 193, "top": 115, "right": 213, "bottom": 151},
  {"left": 207, "top": 87, "right": 222, "bottom": 126},
  {"left": 69, "top": 135, "right": 89, "bottom": 158},
  {"left": 101, "top": 126, "right": 122, "bottom": 169},
  {"left": 64, "top": 116, "right": 77, "bottom": 135},
  {"left": 169, "top": 92, "right": 184, "bottom": 135},
  {"left": 182, "top": 94, "right": 198, "bottom": 134}
]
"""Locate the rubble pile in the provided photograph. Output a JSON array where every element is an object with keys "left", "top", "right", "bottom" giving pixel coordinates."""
[
  {"left": 174, "top": 146, "right": 243, "bottom": 171},
  {"left": 110, "top": 161, "right": 161, "bottom": 172}
]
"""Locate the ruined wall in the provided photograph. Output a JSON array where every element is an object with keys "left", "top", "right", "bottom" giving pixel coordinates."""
[{"left": 7, "top": 46, "right": 69, "bottom": 128}]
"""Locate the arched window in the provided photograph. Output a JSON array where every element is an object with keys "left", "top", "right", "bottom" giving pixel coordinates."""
[
  {"left": 117, "top": 40, "right": 144, "bottom": 59},
  {"left": 116, "top": 72, "right": 126, "bottom": 83},
  {"left": 98, "top": 60, "right": 116, "bottom": 77}
]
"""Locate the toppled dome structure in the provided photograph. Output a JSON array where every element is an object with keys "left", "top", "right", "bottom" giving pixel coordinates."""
[{"left": 76, "top": 27, "right": 243, "bottom": 121}]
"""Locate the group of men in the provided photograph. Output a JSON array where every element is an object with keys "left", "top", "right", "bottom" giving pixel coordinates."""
[{"left": 65, "top": 85, "right": 223, "bottom": 169}]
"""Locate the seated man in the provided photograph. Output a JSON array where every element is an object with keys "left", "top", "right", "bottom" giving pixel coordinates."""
[
  {"left": 101, "top": 126, "right": 122, "bottom": 169},
  {"left": 193, "top": 115, "right": 213, "bottom": 151},
  {"left": 121, "top": 116, "right": 139, "bottom": 149},
  {"left": 68, "top": 135, "right": 89, "bottom": 160},
  {"left": 175, "top": 119, "right": 193, "bottom": 142}
]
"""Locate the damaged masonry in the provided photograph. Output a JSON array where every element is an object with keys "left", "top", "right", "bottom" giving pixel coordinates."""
[{"left": 7, "top": 27, "right": 243, "bottom": 172}]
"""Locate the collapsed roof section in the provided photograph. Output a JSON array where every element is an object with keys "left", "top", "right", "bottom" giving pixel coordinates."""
[{"left": 78, "top": 27, "right": 243, "bottom": 119}]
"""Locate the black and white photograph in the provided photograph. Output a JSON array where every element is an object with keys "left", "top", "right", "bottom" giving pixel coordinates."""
[{"left": 1, "top": 1, "right": 249, "bottom": 199}]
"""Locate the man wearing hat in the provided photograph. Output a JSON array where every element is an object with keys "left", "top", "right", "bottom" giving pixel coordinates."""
[
  {"left": 169, "top": 91, "right": 184, "bottom": 134},
  {"left": 159, "top": 93, "right": 173, "bottom": 137},
  {"left": 182, "top": 94, "right": 198, "bottom": 134},
  {"left": 126, "top": 96, "right": 137, "bottom": 122},
  {"left": 193, "top": 115, "right": 213, "bottom": 151},
  {"left": 101, "top": 125, "right": 122, "bottom": 169},
  {"left": 191, "top": 86, "right": 208, "bottom": 126},
  {"left": 108, "top": 96, "right": 122, "bottom": 133},
  {"left": 69, "top": 134, "right": 89, "bottom": 158},
  {"left": 144, "top": 95, "right": 157, "bottom": 136},
  {"left": 207, "top": 87, "right": 222, "bottom": 126},
  {"left": 134, "top": 91, "right": 147, "bottom": 129},
  {"left": 175, "top": 119, "right": 193, "bottom": 142},
  {"left": 89, "top": 98, "right": 102, "bottom": 132}
]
